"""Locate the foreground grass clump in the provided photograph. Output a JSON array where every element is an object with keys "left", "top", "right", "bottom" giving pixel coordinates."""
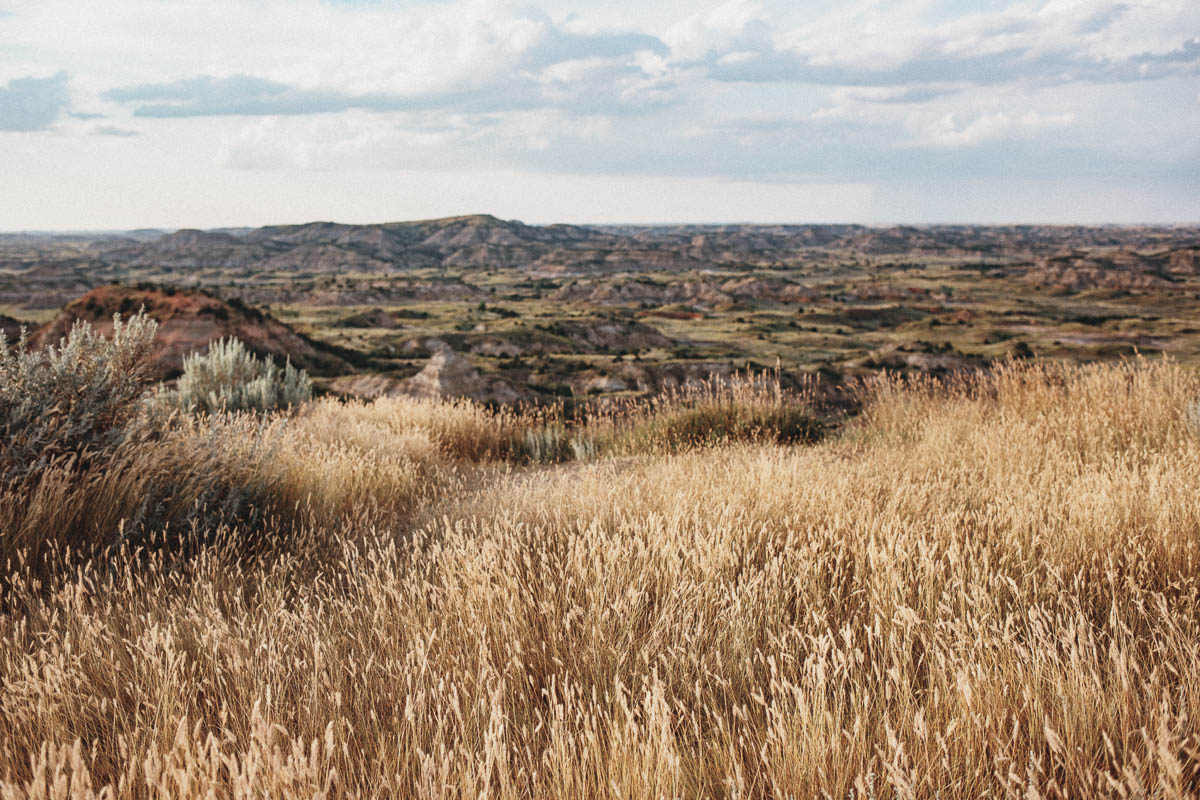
[
  {"left": 514, "top": 372, "right": 825, "bottom": 464},
  {"left": 2, "top": 356, "right": 1200, "bottom": 798},
  {"left": 583, "top": 372, "right": 824, "bottom": 457},
  {"left": 0, "top": 317, "right": 481, "bottom": 570}
]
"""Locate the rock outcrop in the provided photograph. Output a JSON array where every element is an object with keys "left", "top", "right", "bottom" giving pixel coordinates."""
[
  {"left": 332, "top": 346, "right": 528, "bottom": 405},
  {"left": 718, "top": 277, "right": 818, "bottom": 303},
  {"left": 401, "top": 348, "right": 527, "bottom": 405},
  {"left": 1016, "top": 250, "right": 1178, "bottom": 290},
  {"left": 552, "top": 276, "right": 822, "bottom": 308}
]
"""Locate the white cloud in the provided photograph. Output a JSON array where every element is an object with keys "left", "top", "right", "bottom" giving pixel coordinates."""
[
  {"left": 674, "top": 0, "right": 1199, "bottom": 87},
  {"left": 216, "top": 119, "right": 295, "bottom": 170},
  {"left": 90, "top": 123, "right": 138, "bottom": 137},
  {"left": 812, "top": 82, "right": 1081, "bottom": 148},
  {"left": 662, "top": 0, "right": 771, "bottom": 62},
  {"left": 918, "top": 110, "right": 1076, "bottom": 147}
]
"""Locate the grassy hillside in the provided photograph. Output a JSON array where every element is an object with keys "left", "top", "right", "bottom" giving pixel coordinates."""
[{"left": 2, "top": 325, "right": 1200, "bottom": 797}]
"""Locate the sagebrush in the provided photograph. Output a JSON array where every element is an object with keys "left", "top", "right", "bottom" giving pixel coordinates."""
[
  {"left": 0, "top": 311, "right": 156, "bottom": 485},
  {"left": 165, "top": 337, "right": 312, "bottom": 414}
]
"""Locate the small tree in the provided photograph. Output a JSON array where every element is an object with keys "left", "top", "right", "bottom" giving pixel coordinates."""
[
  {"left": 0, "top": 311, "right": 158, "bottom": 483},
  {"left": 169, "top": 338, "right": 311, "bottom": 414}
]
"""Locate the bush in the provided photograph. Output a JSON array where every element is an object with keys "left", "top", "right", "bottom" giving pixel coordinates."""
[
  {"left": 608, "top": 402, "right": 823, "bottom": 453},
  {"left": 167, "top": 338, "right": 312, "bottom": 414},
  {"left": 660, "top": 404, "right": 822, "bottom": 448},
  {"left": 0, "top": 311, "right": 157, "bottom": 485},
  {"left": 574, "top": 371, "right": 825, "bottom": 457},
  {"left": 520, "top": 424, "right": 573, "bottom": 464}
]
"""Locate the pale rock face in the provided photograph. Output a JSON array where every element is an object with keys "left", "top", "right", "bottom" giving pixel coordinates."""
[
  {"left": 401, "top": 348, "right": 528, "bottom": 405},
  {"left": 551, "top": 279, "right": 732, "bottom": 308},
  {"left": 333, "top": 347, "right": 528, "bottom": 405},
  {"left": 326, "top": 373, "right": 404, "bottom": 400},
  {"left": 582, "top": 375, "right": 629, "bottom": 394},
  {"left": 402, "top": 348, "right": 488, "bottom": 401},
  {"left": 401, "top": 337, "right": 450, "bottom": 354},
  {"left": 1167, "top": 247, "right": 1200, "bottom": 275}
]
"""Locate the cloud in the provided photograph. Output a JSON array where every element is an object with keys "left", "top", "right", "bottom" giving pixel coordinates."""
[
  {"left": 829, "top": 85, "right": 965, "bottom": 105},
  {"left": 100, "top": 6, "right": 673, "bottom": 119},
  {"left": 811, "top": 82, "right": 1083, "bottom": 145},
  {"left": 105, "top": 64, "right": 675, "bottom": 118},
  {"left": 674, "top": 1, "right": 1199, "bottom": 90},
  {"left": 702, "top": 37, "right": 1200, "bottom": 88},
  {"left": 0, "top": 71, "right": 70, "bottom": 131},
  {"left": 522, "top": 26, "right": 668, "bottom": 66},
  {"left": 214, "top": 108, "right": 618, "bottom": 172},
  {"left": 917, "top": 110, "right": 1076, "bottom": 147},
  {"left": 1125, "top": 37, "right": 1200, "bottom": 74},
  {"left": 201, "top": 95, "right": 1169, "bottom": 189},
  {"left": 104, "top": 74, "right": 421, "bottom": 117},
  {"left": 216, "top": 119, "right": 295, "bottom": 169},
  {"left": 91, "top": 124, "right": 138, "bottom": 137}
]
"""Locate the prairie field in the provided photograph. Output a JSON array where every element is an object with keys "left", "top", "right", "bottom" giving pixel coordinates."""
[{"left": 3, "top": 350, "right": 1200, "bottom": 798}]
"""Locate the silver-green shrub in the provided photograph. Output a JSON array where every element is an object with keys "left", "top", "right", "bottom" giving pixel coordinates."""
[
  {"left": 520, "top": 423, "right": 573, "bottom": 464},
  {"left": 168, "top": 337, "right": 311, "bottom": 414},
  {"left": 0, "top": 311, "right": 158, "bottom": 483}
]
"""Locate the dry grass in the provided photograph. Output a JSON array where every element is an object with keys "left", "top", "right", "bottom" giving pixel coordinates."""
[
  {"left": 512, "top": 371, "right": 825, "bottom": 464},
  {"left": 0, "top": 399, "right": 473, "bottom": 575},
  {"left": 3, "top": 358, "right": 1200, "bottom": 798},
  {"left": 576, "top": 370, "right": 825, "bottom": 458}
]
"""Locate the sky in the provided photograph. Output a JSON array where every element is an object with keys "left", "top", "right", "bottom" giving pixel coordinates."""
[{"left": 0, "top": 0, "right": 1197, "bottom": 229}]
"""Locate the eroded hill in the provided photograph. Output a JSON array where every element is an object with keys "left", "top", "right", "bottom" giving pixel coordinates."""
[
  {"left": 3, "top": 218, "right": 1199, "bottom": 404},
  {"left": 30, "top": 286, "right": 349, "bottom": 379}
]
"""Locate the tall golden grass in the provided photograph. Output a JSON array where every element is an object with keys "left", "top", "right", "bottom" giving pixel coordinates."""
[
  {"left": 0, "top": 402, "right": 464, "bottom": 574},
  {"left": 3, "top": 358, "right": 1200, "bottom": 798}
]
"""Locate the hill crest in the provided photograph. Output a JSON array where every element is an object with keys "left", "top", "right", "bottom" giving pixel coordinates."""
[{"left": 30, "top": 286, "right": 349, "bottom": 379}]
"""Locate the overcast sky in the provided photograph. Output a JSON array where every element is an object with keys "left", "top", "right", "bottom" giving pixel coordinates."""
[{"left": 1, "top": 0, "right": 1197, "bottom": 229}]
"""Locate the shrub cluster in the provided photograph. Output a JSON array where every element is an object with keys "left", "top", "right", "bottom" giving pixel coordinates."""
[
  {"left": 0, "top": 317, "right": 320, "bottom": 569},
  {"left": 164, "top": 337, "right": 312, "bottom": 414},
  {"left": 0, "top": 312, "right": 157, "bottom": 485}
]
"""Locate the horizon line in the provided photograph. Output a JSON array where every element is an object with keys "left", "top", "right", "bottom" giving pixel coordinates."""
[{"left": 6, "top": 218, "right": 1200, "bottom": 236}]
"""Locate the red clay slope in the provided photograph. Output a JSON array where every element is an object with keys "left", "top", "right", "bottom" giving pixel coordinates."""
[{"left": 31, "top": 286, "right": 349, "bottom": 379}]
